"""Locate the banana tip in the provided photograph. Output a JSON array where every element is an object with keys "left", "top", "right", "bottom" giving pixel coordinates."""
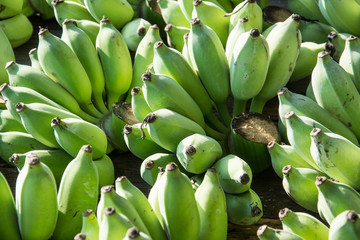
[
  {"left": 145, "top": 160, "right": 155, "bottom": 169},
  {"left": 191, "top": 18, "right": 200, "bottom": 25},
  {"left": 26, "top": 153, "right": 40, "bottom": 165},
  {"left": 137, "top": 26, "right": 146, "bottom": 36},
  {"left": 131, "top": 87, "right": 141, "bottom": 96},
  {"left": 5, "top": 61, "right": 15, "bottom": 69},
  {"left": 123, "top": 125, "right": 132, "bottom": 135},
  {"left": 104, "top": 206, "right": 116, "bottom": 216},
  {"left": 315, "top": 176, "right": 327, "bottom": 186},
  {"left": 257, "top": 225, "right": 268, "bottom": 236},
  {"left": 267, "top": 141, "right": 276, "bottom": 149},
  {"left": 142, "top": 71, "right": 152, "bottom": 81},
  {"left": 101, "top": 185, "right": 114, "bottom": 193},
  {"left": 164, "top": 24, "right": 172, "bottom": 32},
  {"left": 0, "top": 83, "right": 8, "bottom": 92},
  {"left": 126, "top": 227, "right": 140, "bottom": 238},
  {"left": 282, "top": 165, "right": 292, "bottom": 176},
  {"left": 193, "top": 0, "right": 202, "bottom": 6},
  {"left": 9, "top": 154, "right": 19, "bottom": 165},
  {"left": 347, "top": 211, "right": 359, "bottom": 223},
  {"left": 310, "top": 127, "right": 322, "bottom": 137},
  {"left": 116, "top": 176, "right": 127, "bottom": 182},
  {"left": 82, "top": 209, "right": 93, "bottom": 217},
  {"left": 278, "top": 208, "right": 289, "bottom": 219},
  {"left": 74, "top": 233, "right": 87, "bottom": 240},
  {"left": 15, "top": 102, "right": 25, "bottom": 113},
  {"left": 185, "top": 145, "right": 196, "bottom": 156},
  {"left": 284, "top": 111, "right": 294, "bottom": 119},
  {"left": 291, "top": 14, "right": 301, "bottom": 22},
  {"left": 166, "top": 162, "right": 178, "bottom": 171},
  {"left": 81, "top": 144, "right": 93, "bottom": 153},
  {"left": 154, "top": 41, "right": 163, "bottom": 49},
  {"left": 240, "top": 173, "right": 250, "bottom": 185},
  {"left": 251, "top": 205, "right": 262, "bottom": 217},
  {"left": 277, "top": 87, "right": 288, "bottom": 96}
]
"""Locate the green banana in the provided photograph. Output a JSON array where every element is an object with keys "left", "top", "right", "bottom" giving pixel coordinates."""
[
  {"left": 52, "top": 145, "right": 99, "bottom": 240},
  {"left": 328, "top": 210, "right": 360, "bottom": 240},
  {"left": 96, "top": 17, "right": 133, "bottom": 110},
  {"left": 0, "top": 131, "right": 52, "bottom": 163},
  {"left": 339, "top": 35, "right": 360, "bottom": 92},
  {"left": 16, "top": 102, "right": 81, "bottom": 148},
  {"left": 212, "top": 154, "right": 252, "bottom": 194},
  {"left": 0, "top": 26, "right": 14, "bottom": 84},
  {"left": 298, "top": 20, "right": 336, "bottom": 44},
  {"left": 96, "top": 185, "right": 150, "bottom": 235},
  {"left": 93, "top": 154, "right": 115, "bottom": 188},
  {"left": 164, "top": 24, "right": 189, "bottom": 51},
  {"left": 51, "top": 117, "right": 108, "bottom": 159},
  {"left": 188, "top": 18, "right": 231, "bottom": 125},
  {"left": 28, "top": 48, "right": 43, "bottom": 71},
  {"left": 178, "top": 0, "right": 193, "bottom": 21},
  {"left": 195, "top": 168, "right": 227, "bottom": 240},
  {"left": 181, "top": 32, "right": 194, "bottom": 69},
  {"left": 157, "top": 162, "right": 200, "bottom": 239},
  {"left": 61, "top": 19, "right": 108, "bottom": 115},
  {"left": 192, "top": 0, "right": 229, "bottom": 46},
  {"left": 15, "top": 153, "right": 58, "bottom": 240},
  {"left": 10, "top": 149, "right": 73, "bottom": 187},
  {"left": 318, "top": 0, "right": 360, "bottom": 36},
  {"left": 121, "top": 18, "right": 151, "bottom": 52},
  {"left": 27, "top": 0, "right": 54, "bottom": 20},
  {"left": 73, "top": 19, "right": 100, "bottom": 45},
  {"left": 123, "top": 227, "right": 152, "bottom": 240},
  {"left": 310, "top": 128, "right": 360, "bottom": 190},
  {"left": 225, "top": 17, "right": 252, "bottom": 61},
  {"left": 84, "top": 0, "right": 134, "bottom": 29},
  {"left": 0, "top": 0, "right": 23, "bottom": 18},
  {"left": 0, "top": 171, "right": 21, "bottom": 240},
  {"left": 0, "top": 13, "right": 33, "bottom": 48},
  {"left": 98, "top": 206, "right": 135, "bottom": 239},
  {"left": 282, "top": 165, "right": 320, "bottom": 212},
  {"left": 279, "top": 208, "right": 329, "bottom": 240},
  {"left": 225, "top": 188, "right": 263, "bottom": 225},
  {"left": 311, "top": 51, "right": 360, "bottom": 139},
  {"left": 152, "top": 39, "right": 228, "bottom": 133},
  {"left": 328, "top": 31, "right": 350, "bottom": 62},
  {"left": 147, "top": 169, "right": 164, "bottom": 226},
  {"left": 80, "top": 209, "right": 99, "bottom": 240},
  {"left": 158, "top": 0, "right": 190, "bottom": 28},
  {"left": 257, "top": 225, "right": 305, "bottom": 240},
  {"left": 316, "top": 176, "right": 360, "bottom": 225},
  {"left": 227, "top": 0, "right": 263, "bottom": 33},
  {"left": 176, "top": 133, "right": 222, "bottom": 174},
  {"left": 250, "top": 14, "right": 301, "bottom": 113},
  {"left": 37, "top": 28, "right": 103, "bottom": 118},
  {"left": 140, "top": 153, "right": 188, "bottom": 186},
  {"left": 0, "top": 109, "right": 26, "bottom": 132},
  {"left": 141, "top": 108, "right": 206, "bottom": 152},
  {"left": 21, "top": 0, "right": 35, "bottom": 17},
  {"left": 288, "top": 0, "right": 328, "bottom": 24},
  {"left": 6, "top": 62, "right": 99, "bottom": 124},
  {"left": 277, "top": 88, "right": 359, "bottom": 145},
  {"left": 131, "top": 87, "right": 152, "bottom": 122},
  {"left": 124, "top": 123, "right": 170, "bottom": 160},
  {"left": 115, "top": 176, "right": 167, "bottom": 240},
  {"left": 52, "top": 0, "right": 95, "bottom": 25},
  {"left": 267, "top": 141, "right": 313, "bottom": 178},
  {"left": 229, "top": 28, "right": 269, "bottom": 115}
]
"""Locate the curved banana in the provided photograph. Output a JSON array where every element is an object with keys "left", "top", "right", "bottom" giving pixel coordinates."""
[
  {"left": 52, "top": 145, "right": 99, "bottom": 240},
  {"left": 227, "top": 0, "right": 263, "bottom": 33},
  {"left": 288, "top": 0, "right": 328, "bottom": 24},
  {"left": 121, "top": 18, "right": 151, "bottom": 52},
  {"left": 164, "top": 24, "right": 189, "bottom": 51},
  {"left": 73, "top": 19, "right": 100, "bottom": 45},
  {"left": 195, "top": 168, "right": 227, "bottom": 240},
  {"left": 257, "top": 225, "right": 305, "bottom": 240},
  {"left": 52, "top": 0, "right": 95, "bottom": 25},
  {"left": 0, "top": 13, "right": 33, "bottom": 48},
  {"left": 158, "top": 0, "right": 190, "bottom": 28},
  {"left": 15, "top": 153, "right": 58, "bottom": 240},
  {"left": 93, "top": 154, "right": 115, "bottom": 188},
  {"left": 298, "top": 20, "right": 336, "bottom": 43},
  {"left": 51, "top": 117, "right": 108, "bottom": 159},
  {"left": 0, "top": 0, "right": 23, "bottom": 18},
  {"left": 0, "top": 109, "right": 26, "bottom": 132},
  {"left": 28, "top": 48, "right": 42, "bottom": 71},
  {"left": 328, "top": 31, "right": 350, "bottom": 62},
  {"left": 27, "top": 0, "right": 54, "bottom": 20},
  {"left": 328, "top": 210, "right": 360, "bottom": 240},
  {"left": 80, "top": 209, "right": 99, "bottom": 240},
  {"left": 21, "top": 0, "right": 35, "bottom": 17},
  {"left": 225, "top": 17, "right": 252, "bottom": 61},
  {"left": 0, "top": 26, "right": 15, "bottom": 84},
  {"left": 131, "top": 87, "right": 152, "bottom": 122},
  {"left": 96, "top": 17, "right": 133, "bottom": 110},
  {"left": 123, "top": 227, "right": 152, "bottom": 240},
  {"left": 147, "top": 169, "right": 164, "bottom": 226}
]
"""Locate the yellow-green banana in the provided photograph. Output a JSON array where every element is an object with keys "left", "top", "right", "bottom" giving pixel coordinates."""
[
  {"left": 0, "top": 26, "right": 14, "bottom": 84},
  {"left": 227, "top": 0, "right": 263, "bottom": 33},
  {"left": 158, "top": 0, "right": 190, "bottom": 28},
  {"left": 164, "top": 24, "right": 189, "bottom": 51},
  {"left": 121, "top": 18, "right": 151, "bottom": 52},
  {"left": 0, "top": 13, "right": 33, "bottom": 48},
  {"left": 52, "top": 145, "right": 99, "bottom": 240},
  {"left": 93, "top": 154, "right": 115, "bottom": 189},
  {"left": 225, "top": 17, "right": 252, "bottom": 61},
  {"left": 298, "top": 20, "right": 336, "bottom": 43},
  {"left": 328, "top": 31, "right": 350, "bottom": 62},
  {"left": 147, "top": 169, "right": 164, "bottom": 226},
  {"left": 80, "top": 209, "right": 99, "bottom": 240},
  {"left": 0, "top": 109, "right": 26, "bottom": 132},
  {"left": 328, "top": 210, "right": 360, "bottom": 240},
  {"left": 288, "top": 0, "right": 328, "bottom": 24},
  {"left": 257, "top": 225, "right": 305, "bottom": 240},
  {"left": 123, "top": 227, "right": 152, "bottom": 240},
  {"left": 28, "top": 48, "right": 43, "bottom": 71},
  {"left": 52, "top": 0, "right": 95, "bottom": 25},
  {"left": 27, "top": 0, "right": 54, "bottom": 20},
  {"left": 73, "top": 19, "right": 100, "bottom": 45},
  {"left": 0, "top": 0, "right": 23, "bottom": 18},
  {"left": 131, "top": 87, "right": 152, "bottom": 122}
]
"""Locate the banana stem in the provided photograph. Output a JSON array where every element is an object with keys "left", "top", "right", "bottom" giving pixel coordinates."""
[
  {"left": 93, "top": 92, "right": 110, "bottom": 115},
  {"left": 203, "top": 124, "right": 226, "bottom": 141},
  {"left": 77, "top": 110, "right": 101, "bottom": 125},
  {"left": 106, "top": 91, "right": 121, "bottom": 111},
  {"left": 80, "top": 102, "right": 104, "bottom": 118},
  {"left": 204, "top": 111, "right": 229, "bottom": 133},
  {"left": 249, "top": 97, "right": 266, "bottom": 113},
  {"left": 232, "top": 99, "right": 247, "bottom": 117},
  {"left": 215, "top": 102, "right": 232, "bottom": 127}
]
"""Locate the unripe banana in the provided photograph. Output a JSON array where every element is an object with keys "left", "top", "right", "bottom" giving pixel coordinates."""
[
  {"left": 21, "top": 0, "right": 35, "bottom": 17},
  {"left": 80, "top": 209, "right": 99, "bottom": 240},
  {"left": 158, "top": 0, "right": 190, "bottom": 28},
  {"left": 158, "top": 162, "right": 200, "bottom": 239},
  {"left": 27, "top": 0, "right": 54, "bottom": 20},
  {"left": 288, "top": 0, "right": 328, "bottom": 24},
  {"left": 98, "top": 206, "right": 135, "bottom": 239},
  {"left": 131, "top": 87, "right": 152, "bottom": 122},
  {"left": 93, "top": 154, "right": 115, "bottom": 188},
  {"left": 176, "top": 133, "right": 222, "bottom": 174},
  {"left": 37, "top": 28, "right": 102, "bottom": 118},
  {"left": 267, "top": 141, "right": 313, "bottom": 178},
  {"left": 229, "top": 28, "right": 269, "bottom": 115},
  {"left": 141, "top": 108, "right": 206, "bottom": 152},
  {"left": 250, "top": 14, "right": 301, "bottom": 113},
  {"left": 192, "top": 0, "right": 229, "bottom": 46},
  {"left": 298, "top": 20, "right": 336, "bottom": 43},
  {"left": 51, "top": 117, "right": 107, "bottom": 159},
  {"left": 28, "top": 48, "right": 42, "bottom": 71},
  {"left": 140, "top": 153, "right": 188, "bottom": 186},
  {"left": 225, "top": 188, "right": 263, "bottom": 225},
  {"left": 74, "top": 233, "right": 88, "bottom": 240},
  {"left": 115, "top": 176, "right": 167, "bottom": 240},
  {"left": 0, "top": 171, "right": 21, "bottom": 240},
  {"left": 6, "top": 62, "right": 99, "bottom": 124},
  {"left": 0, "top": 0, "right": 23, "bottom": 18},
  {"left": 212, "top": 154, "right": 252, "bottom": 194},
  {"left": 188, "top": 18, "right": 231, "bottom": 125},
  {"left": 164, "top": 24, "right": 189, "bottom": 51},
  {"left": 0, "top": 109, "right": 26, "bottom": 132},
  {"left": 52, "top": 145, "right": 99, "bottom": 240},
  {"left": 328, "top": 31, "right": 350, "bottom": 62},
  {"left": 339, "top": 35, "right": 360, "bottom": 92},
  {"left": 0, "top": 27, "right": 14, "bottom": 84},
  {"left": 123, "top": 227, "right": 152, "bottom": 240},
  {"left": 316, "top": 176, "right": 360, "bottom": 225},
  {"left": 310, "top": 128, "right": 360, "bottom": 190},
  {"left": 52, "top": 0, "right": 95, "bottom": 25},
  {"left": 195, "top": 168, "right": 227, "bottom": 240},
  {"left": 257, "top": 225, "right": 305, "bottom": 240},
  {"left": 15, "top": 153, "right": 58, "bottom": 240},
  {"left": 84, "top": 0, "right": 134, "bottom": 29},
  {"left": 10, "top": 149, "right": 73, "bottom": 187},
  {"left": 0, "top": 13, "right": 33, "bottom": 48},
  {"left": 124, "top": 123, "right": 169, "bottom": 160},
  {"left": 282, "top": 165, "right": 320, "bottom": 212},
  {"left": 277, "top": 88, "right": 359, "bottom": 145},
  {"left": 73, "top": 19, "right": 100, "bottom": 45},
  {"left": 225, "top": 17, "right": 252, "bottom": 61},
  {"left": 121, "top": 18, "right": 151, "bottom": 52},
  {"left": 96, "top": 185, "right": 150, "bottom": 235},
  {"left": 147, "top": 169, "right": 164, "bottom": 226},
  {"left": 0, "top": 131, "right": 52, "bottom": 162},
  {"left": 279, "top": 208, "right": 329, "bottom": 240},
  {"left": 61, "top": 19, "right": 108, "bottom": 115},
  {"left": 227, "top": 0, "right": 263, "bottom": 33},
  {"left": 312, "top": 51, "right": 360, "bottom": 139},
  {"left": 328, "top": 210, "right": 360, "bottom": 240},
  {"left": 96, "top": 17, "right": 133, "bottom": 110}
]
